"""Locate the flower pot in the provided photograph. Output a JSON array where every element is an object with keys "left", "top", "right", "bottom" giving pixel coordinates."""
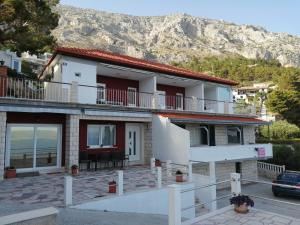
[
  {"left": 71, "top": 168, "right": 79, "bottom": 176},
  {"left": 176, "top": 174, "right": 184, "bottom": 182},
  {"left": 234, "top": 203, "right": 249, "bottom": 214},
  {"left": 5, "top": 169, "right": 16, "bottom": 179},
  {"left": 109, "top": 183, "right": 117, "bottom": 193}
]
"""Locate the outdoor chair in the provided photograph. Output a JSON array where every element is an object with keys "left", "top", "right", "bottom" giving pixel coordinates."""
[
  {"left": 111, "top": 151, "right": 127, "bottom": 168},
  {"left": 98, "top": 151, "right": 112, "bottom": 169},
  {"left": 79, "top": 151, "right": 92, "bottom": 171}
]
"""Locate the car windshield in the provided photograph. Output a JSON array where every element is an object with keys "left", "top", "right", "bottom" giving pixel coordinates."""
[{"left": 278, "top": 173, "right": 300, "bottom": 182}]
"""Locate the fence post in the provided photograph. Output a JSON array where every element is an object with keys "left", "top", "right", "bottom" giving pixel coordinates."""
[
  {"left": 188, "top": 162, "right": 193, "bottom": 182},
  {"left": 151, "top": 157, "right": 155, "bottom": 174},
  {"left": 168, "top": 184, "right": 181, "bottom": 225},
  {"left": 64, "top": 176, "right": 73, "bottom": 206},
  {"left": 157, "top": 166, "right": 162, "bottom": 188},
  {"left": 166, "top": 160, "right": 172, "bottom": 177},
  {"left": 117, "top": 170, "right": 123, "bottom": 196},
  {"left": 230, "top": 173, "right": 241, "bottom": 196},
  {"left": 282, "top": 165, "right": 286, "bottom": 172},
  {"left": 209, "top": 161, "right": 217, "bottom": 211}
]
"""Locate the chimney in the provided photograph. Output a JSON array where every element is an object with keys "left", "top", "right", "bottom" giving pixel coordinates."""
[{"left": 0, "top": 66, "right": 8, "bottom": 77}]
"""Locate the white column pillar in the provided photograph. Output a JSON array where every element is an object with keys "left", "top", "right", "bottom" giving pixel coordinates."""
[
  {"left": 157, "top": 166, "right": 162, "bottom": 188},
  {"left": 117, "top": 170, "right": 124, "bottom": 196},
  {"left": 166, "top": 160, "right": 172, "bottom": 177},
  {"left": 70, "top": 81, "right": 79, "bottom": 103},
  {"left": 209, "top": 161, "right": 217, "bottom": 211},
  {"left": 168, "top": 184, "right": 181, "bottom": 225},
  {"left": 0, "top": 112, "right": 6, "bottom": 180},
  {"left": 231, "top": 173, "right": 241, "bottom": 196},
  {"left": 150, "top": 157, "right": 155, "bottom": 174},
  {"left": 188, "top": 162, "right": 193, "bottom": 182},
  {"left": 64, "top": 176, "right": 73, "bottom": 206}
]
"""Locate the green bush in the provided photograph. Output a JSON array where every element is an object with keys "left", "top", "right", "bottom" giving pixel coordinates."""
[
  {"left": 265, "top": 144, "right": 300, "bottom": 171},
  {"left": 259, "top": 120, "right": 300, "bottom": 139}
]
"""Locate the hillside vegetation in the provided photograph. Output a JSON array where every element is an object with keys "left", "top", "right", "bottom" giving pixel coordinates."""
[{"left": 172, "top": 56, "right": 300, "bottom": 86}]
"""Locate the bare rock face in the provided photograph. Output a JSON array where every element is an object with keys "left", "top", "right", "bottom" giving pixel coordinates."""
[{"left": 53, "top": 5, "right": 300, "bottom": 67}]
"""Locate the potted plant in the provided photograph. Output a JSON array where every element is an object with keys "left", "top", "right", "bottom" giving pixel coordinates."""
[
  {"left": 230, "top": 195, "right": 254, "bottom": 214},
  {"left": 71, "top": 164, "right": 79, "bottom": 175},
  {"left": 175, "top": 170, "right": 184, "bottom": 182},
  {"left": 108, "top": 180, "right": 117, "bottom": 193},
  {"left": 155, "top": 159, "right": 161, "bottom": 167},
  {"left": 5, "top": 166, "right": 16, "bottom": 179}
]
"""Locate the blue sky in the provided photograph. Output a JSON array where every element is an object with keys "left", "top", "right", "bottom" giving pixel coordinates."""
[{"left": 60, "top": 0, "right": 299, "bottom": 36}]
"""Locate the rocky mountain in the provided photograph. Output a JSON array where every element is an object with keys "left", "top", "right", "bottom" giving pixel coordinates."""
[{"left": 53, "top": 5, "right": 300, "bottom": 67}]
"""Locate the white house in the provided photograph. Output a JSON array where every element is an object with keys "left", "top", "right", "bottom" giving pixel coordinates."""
[{"left": 0, "top": 50, "right": 22, "bottom": 73}]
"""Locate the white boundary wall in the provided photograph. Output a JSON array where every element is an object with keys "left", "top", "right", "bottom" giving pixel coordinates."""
[
  {"left": 152, "top": 115, "right": 190, "bottom": 165},
  {"left": 73, "top": 183, "right": 195, "bottom": 219}
]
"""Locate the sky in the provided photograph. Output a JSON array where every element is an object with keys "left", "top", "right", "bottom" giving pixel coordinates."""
[{"left": 60, "top": 0, "right": 300, "bottom": 36}]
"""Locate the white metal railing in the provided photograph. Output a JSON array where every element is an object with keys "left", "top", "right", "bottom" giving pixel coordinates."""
[
  {"left": 0, "top": 76, "right": 256, "bottom": 115},
  {"left": 257, "top": 161, "right": 285, "bottom": 179}
]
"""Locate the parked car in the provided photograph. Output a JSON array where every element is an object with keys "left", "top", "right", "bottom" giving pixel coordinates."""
[{"left": 272, "top": 171, "right": 300, "bottom": 198}]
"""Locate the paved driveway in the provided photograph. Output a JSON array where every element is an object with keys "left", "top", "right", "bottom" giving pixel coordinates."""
[{"left": 217, "top": 180, "right": 300, "bottom": 219}]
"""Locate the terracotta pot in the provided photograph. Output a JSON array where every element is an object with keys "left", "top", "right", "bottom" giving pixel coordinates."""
[
  {"left": 5, "top": 169, "right": 16, "bottom": 179},
  {"left": 234, "top": 203, "right": 249, "bottom": 214},
  {"left": 109, "top": 183, "right": 117, "bottom": 193},
  {"left": 71, "top": 168, "right": 79, "bottom": 176},
  {"left": 176, "top": 174, "right": 184, "bottom": 182}
]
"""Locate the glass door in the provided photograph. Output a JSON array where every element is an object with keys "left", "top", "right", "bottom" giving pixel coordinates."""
[{"left": 6, "top": 124, "right": 61, "bottom": 171}]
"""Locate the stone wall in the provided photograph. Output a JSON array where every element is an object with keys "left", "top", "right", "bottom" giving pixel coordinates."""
[
  {"left": 215, "top": 126, "right": 228, "bottom": 145},
  {"left": 65, "top": 114, "right": 80, "bottom": 172},
  {"left": 143, "top": 122, "right": 152, "bottom": 164},
  {"left": 241, "top": 160, "right": 258, "bottom": 181},
  {"left": 0, "top": 112, "right": 6, "bottom": 180},
  {"left": 243, "top": 126, "right": 256, "bottom": 144}
]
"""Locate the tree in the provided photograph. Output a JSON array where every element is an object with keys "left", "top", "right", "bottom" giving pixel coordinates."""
[{"left": 0, "top": 0, "right": 59, "bottom": 56}]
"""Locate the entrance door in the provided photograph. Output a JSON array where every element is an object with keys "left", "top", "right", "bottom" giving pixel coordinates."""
[
  {"left": 6, "top": 124, "right": 61, "bottom": 172},
  {"left": 157, "top": 91, "right": 166, "bottom": 109},
  {"left": 126, "top": 124, "right": 141, "bottom": 162}
]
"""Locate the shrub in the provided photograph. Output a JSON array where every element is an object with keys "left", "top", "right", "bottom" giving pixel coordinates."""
[{"left": 259, "top": 120, "right": 300, "bottom": 139}]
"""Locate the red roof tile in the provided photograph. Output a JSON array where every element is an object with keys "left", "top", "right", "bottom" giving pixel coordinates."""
[
  {"left": 44, "top": 47, "right": 238, "bottom": 86},
  {"left": 158, "top": 112, "right": 267, "bottom": 124}
]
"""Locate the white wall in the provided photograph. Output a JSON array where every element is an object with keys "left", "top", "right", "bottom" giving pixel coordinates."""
[
  {"left": 0, "top": 50, "right": 22, "bottom": 72},
  {"left": 73, "top": 183, "right": 195, "bottom": 219},
  {"left": 190, "top": 143, "right": 273, "bottom": 162},
  {"left": 152, "top": 115, "right": 190, "bottom": 165},
  {"left": 185, "top": 84, "right": 204, "bottom": 111},
  {"left": 62, "top": 56, "right": 98, "bottom": 104}
]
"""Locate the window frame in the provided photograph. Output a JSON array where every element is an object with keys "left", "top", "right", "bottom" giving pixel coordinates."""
[
  {"left": 176, "top": 93, "right": 183, "bottom": 110},
  {"left": 87, "top": 124, "right": 116, "bottom": 149},
  {"left": 227, "top": 126, "right": 243, "bottom": 145}
]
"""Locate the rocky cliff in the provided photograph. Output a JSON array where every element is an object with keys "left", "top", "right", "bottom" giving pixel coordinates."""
[{"left": 53, "top": 5, "right": 300, "bottom": 67}]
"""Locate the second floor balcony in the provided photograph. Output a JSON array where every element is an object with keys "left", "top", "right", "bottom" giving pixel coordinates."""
[{"left": 0, "top": 76, "right": 256, "bottom": 116}]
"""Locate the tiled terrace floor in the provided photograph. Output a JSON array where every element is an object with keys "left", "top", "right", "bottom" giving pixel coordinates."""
[
  {"left": 0, "top": 165, "right": 177, "bottom": 207},
  {"left": 192, "top": 206, "right": 300, "bottom": 225}
]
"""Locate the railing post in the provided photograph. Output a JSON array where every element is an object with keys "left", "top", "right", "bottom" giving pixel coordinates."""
[
  {"left": 117, "top": 170, "right": 123, "bottom": 196},
  {"left": 230, "top": 173, "right": 241, "bottom": 196},
  {"left": 188, "top": 162, "right": 193, "bottom": 182},
  {"left": 168, "top": 184, "right": 181, "bottom": 225},
  {"left": 166, "top": 160, "right": 172, "bottom": 177},
  {"left": 64, "top": 176, "right": 73, "bottom": 206},
  {"left": 151, "top": 157, "right": 156, "bottom": 174},
  {"left": 282, "top": 165, "right": 286, "bottom": 172},
  {"left": 157, "top": 166, "right": 162, "bottom": 188}
]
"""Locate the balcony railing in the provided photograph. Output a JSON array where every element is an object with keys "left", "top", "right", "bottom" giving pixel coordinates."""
[{"left": 0, "top": 76, "right": 256, "bottom": 115}]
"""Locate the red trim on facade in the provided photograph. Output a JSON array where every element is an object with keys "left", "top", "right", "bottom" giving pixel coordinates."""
[
  {"left": 42, "top": 47, "right": 238, "bottom": 86},
  {"left": 97, "top": 75, "right": 139, "bottom": 91},
  {"left": 157, "top": 112, "right": 266, "bottom": 124},
  {"left": 6, "top": 112, "right": 66, "bottom": 166},
  {"left": 79, "top": 120, "right": 125, "bottom": 154},
  {"left": 157, "top": 84, "right": 185, "bottom": 97}
]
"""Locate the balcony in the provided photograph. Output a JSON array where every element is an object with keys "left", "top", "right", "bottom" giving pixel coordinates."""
[
  {"left": 0, "top": 76, "right": 256, "bottom": 116},
  {"left": 189, "top": 143, "right": 273, "bottom": 162}
]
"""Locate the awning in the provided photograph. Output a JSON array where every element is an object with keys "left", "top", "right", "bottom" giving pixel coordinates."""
[{"left": 157, "top": 113, "right": 269, "bottom": 125}]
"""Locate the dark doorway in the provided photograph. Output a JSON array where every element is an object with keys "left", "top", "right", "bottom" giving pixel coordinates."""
[
  {"left": 209, "top": 125, "right": 215, "bottom": 146},
  {"left": 235, "top": 162, "right": 242, "bottom": 174}
]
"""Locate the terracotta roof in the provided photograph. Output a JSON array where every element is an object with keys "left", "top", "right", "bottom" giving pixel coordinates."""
[
  {"left": 43, "top": 47, "right": 238, "bottom": 86},
  {"left": 158, "top": 112, "right": 268, "bottom": 125}
]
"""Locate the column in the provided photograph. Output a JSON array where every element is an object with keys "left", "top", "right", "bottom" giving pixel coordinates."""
[
  {"left": 0, "top": 112, "right": 7, "bottom": 180},
  {"left": 65, "top": 114, "right": 80, "bottom": 173}
]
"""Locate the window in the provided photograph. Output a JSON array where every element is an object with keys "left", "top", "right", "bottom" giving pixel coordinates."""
[
  {"left": 87, "top": 125, "right": 116, "bottom": 148},
  {"left": 176, "top": 93, "right": 183, "bottom": 110},
  {"left": 13, "top": 60, "right": 19, "bottom": 71},
  {"left": 128, "top": 87, "right": 137, "bottom": 106},
  {"left": 227, "top": 126, "right": 242, "bottom": 144},
  {"left": 187, "top": 126, "right": 209, "bottom": 147},
  {"left": 97, "top": 83, "right": 106, "bottom": 104}
]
